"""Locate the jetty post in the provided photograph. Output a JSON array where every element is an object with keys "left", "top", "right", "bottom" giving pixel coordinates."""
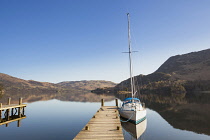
[
  {"left": 115, "top": 99, "right": 118, "bottom": 107},
  {"left": 6, "top": 98, "right": 11, "bottom": 121},
  {"left": 18, "top": 98, "right": 23, "bottom": 117},
  {"left": 0, "top": 103, "right": 2, "bottom": 122},
  {"left": 101, "top": 99, "right": 104, "bottom": 106},
  {"left": 17, "top": 120, "right": 21, "bottom": 127}
]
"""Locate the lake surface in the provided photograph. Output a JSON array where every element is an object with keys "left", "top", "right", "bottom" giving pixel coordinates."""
[{"left": 0, "top": 97, "right": 210, "bottom": 140}]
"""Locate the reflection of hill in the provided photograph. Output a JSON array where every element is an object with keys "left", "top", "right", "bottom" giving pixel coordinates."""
[
  {"left": 0, "top": 91, "right": 115, "bottom": 104},
  {"left": 159, "top": 103, "right": 210, "bottom": 135},
  {"left": 116, "top": 93, "right": 210, "bottom": 136},
  {"left": 0, "top": 73, "right": 116, "bottom": 103},
  {"left": 56, "top": 92, "right": 115, "bottom": 102}
]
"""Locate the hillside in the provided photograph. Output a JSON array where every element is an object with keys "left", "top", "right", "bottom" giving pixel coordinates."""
[
  {"left": 57, "top": 80, "right": 116, "bottom": 90},
  {"left": 0, "top": 73, "right": 116, "bottom": 103},
  {"left": 156, "top": 48, "right": 210, "bottom": 81},
  {"left": 0, "top": 73, "right": 116, "bottom": 92},
  {"left": 0, "top": 73, "right": 56, "bottom": 88},
  {"left": 100, "top": 49, "right": 210, "bottom": 97}
]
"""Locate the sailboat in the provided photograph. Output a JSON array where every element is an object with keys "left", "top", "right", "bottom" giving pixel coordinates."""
[{"left": 119, "top": 13, "right": 146, "bottom": 124}]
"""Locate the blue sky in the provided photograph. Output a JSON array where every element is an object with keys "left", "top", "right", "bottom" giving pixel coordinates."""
[{"left": 1, "top": 0, "right": 210, "bottom": 83}]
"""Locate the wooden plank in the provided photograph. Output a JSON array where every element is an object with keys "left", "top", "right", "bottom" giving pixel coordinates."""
[
  {"left": 0, "top": 116, "right": 26, "bottom": 125},
  {"left": 0, "top": 104, "right": 27, "bottom": 110},
  {"left": 74, "top": 106, "right": 124, "bottom": 140}
]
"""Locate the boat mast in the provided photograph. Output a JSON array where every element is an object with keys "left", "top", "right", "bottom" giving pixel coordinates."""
[{"left": 127, "top": 13, "right": 135, "bottom": 98}]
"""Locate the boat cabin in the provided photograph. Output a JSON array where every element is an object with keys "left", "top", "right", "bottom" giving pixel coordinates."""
[{"left": 123, "top": 98, "right": 141, "bottom": 105}]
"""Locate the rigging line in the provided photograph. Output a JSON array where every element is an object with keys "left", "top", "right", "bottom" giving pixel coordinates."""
[
  {"left": 134, "top": 75, "right": 141, "bottom": 98},
  {"left": 127, "top": 13, "right": 135, "bottom": 98},
  {"left": 119, "top": 110, "right": 136, "bottom": 122},
  {"left": 127, "top": 14, "right": 142, "bottom": 98}
]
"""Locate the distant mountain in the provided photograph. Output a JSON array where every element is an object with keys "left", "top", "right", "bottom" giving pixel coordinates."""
[
  {"left": 0, "top": 73, "right": 60, "bottom": 103},
  {"left": 0, "top": 73, "right": 56, "bottom": 89},
  {"left": 57, "top": 80, "right": 116, "bottom": 91},
  {"left": 0, "top": 73, "right": 116, "bottom": 103}
]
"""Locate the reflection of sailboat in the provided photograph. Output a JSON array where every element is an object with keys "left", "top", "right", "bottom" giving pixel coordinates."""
[
  {"left": 122, "top": 119, "right": 147, "bottom": 140},
  {"left": 119, "top": 13, "right": 146, "bottom": 124}
]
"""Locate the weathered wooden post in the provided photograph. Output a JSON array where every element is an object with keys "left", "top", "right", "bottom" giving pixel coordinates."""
[
  {"left": 6, "top": 109, "right": 10, "bottom": 121},
  {"left": 18, "top": 98, "right": 23, "bottom": 117},
  {"left": 0, "top": 103, "right": 2, "bottom": 122},
  {"left": 115, "top": 99, "right": 118, "bottom": 107},
  {"left": 19, "top": 98, "right": 22, "bottom": 105},
  {"left": 11, "top": 108, "right": 14, "bottom": 116},
  {"left": 85, "top": 125, "right": 89, "bottom": 130},
  {"left": 23, "top": 107, "right": 25, "bottom": 115},
  {"left": 101, "top": 99, "right": 104, "bottom": 107},
  {"left": 8, "top": 97, "right": 11, "bottom": 105},
  {"left": 6, "top": 98, "right": 11, "bottom": 120},
  {"left": 18, "top": 108, "right": 21, "bottom": 118},
  {"left": 17, "top": 120, "right": 21, "bottom": 127}
]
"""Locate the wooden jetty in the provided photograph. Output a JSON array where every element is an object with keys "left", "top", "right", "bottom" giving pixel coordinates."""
[
  {"left": 0, "top": 98, "right": 27, "bottom": 127},
  {"left": 74, "top": 99, "right": 124, "bottom": 140}
]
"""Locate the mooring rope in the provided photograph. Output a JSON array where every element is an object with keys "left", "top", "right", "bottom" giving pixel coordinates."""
[{"left": 119, "top": 109, "right": 136, "bottom": 122}]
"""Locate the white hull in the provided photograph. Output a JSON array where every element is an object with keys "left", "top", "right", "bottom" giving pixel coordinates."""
[{"left": 119, "top": 109, "right": 146, "bottom": 124}]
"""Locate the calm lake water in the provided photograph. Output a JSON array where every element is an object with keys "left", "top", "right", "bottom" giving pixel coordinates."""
[{"left": 0, "top": 98, "right": 210, "bottom": 140}]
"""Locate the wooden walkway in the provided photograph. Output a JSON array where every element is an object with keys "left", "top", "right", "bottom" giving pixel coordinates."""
[
  {"left": 0, "top": 98, "right": 27, "bottom": 126},
  {"left": 74, "top": 100, "right": 124, "bottom": 140},
  {"left": 0, "top": 104, "right": 27, "bottom": 110}
]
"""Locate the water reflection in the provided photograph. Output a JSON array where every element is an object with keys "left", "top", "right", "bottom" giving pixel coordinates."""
[
  {"left": 122, "top": 119, "right": 147, "bottom": 140},
  {"left": 0, "top": 92, "right": 115, "bottom": 104},
  {"left": 0, "top": 90, "right": 210, "bottom": 139},
  {"left": 0, "top": 115, "right": 26, "bottom": 127},
  {"left": 116, "top": 92, "right": 210, "bottom": 136},
  {"left": 0, "top": 98, "right": 209, "bottom": 140}
]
